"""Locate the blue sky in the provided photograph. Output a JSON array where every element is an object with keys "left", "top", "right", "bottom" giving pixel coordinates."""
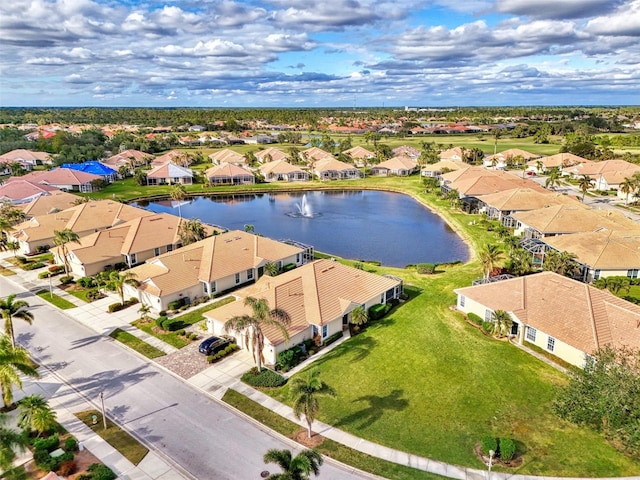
[{"left": 1, "top": 0, "right": 638, "bottom": 107}]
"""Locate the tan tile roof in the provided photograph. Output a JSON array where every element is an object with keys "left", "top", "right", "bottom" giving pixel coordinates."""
[
  {"left": 0, "top": 149, "right": 52, "bottom": 163},
  {"left": 313, "top": 157, "right": 357, "bottom": 173},
  {"left": 19, "top": 191, "right": 80, "bottom": 216},
  {"left": 255, "top": 147, "right": 288, "bottom": 162},
  {"left": 208, "top": 149, "right": 246, "bottom": 164},
  {"left": 526, "top": 153, "right": 591, "bottom": 169},
  {"left": 204, "top": 259, "right": 401, "bottom": 345},
  {"left": 342, "top": 146, "right": 375, "bottom": 159},
  {"left": 302, "top": 147, "right": 333, "bottom": 161},
  {"left": 103, "top": 149, "right": 152, "bottom": 167},
  {"left": 477, "top": 188, "right": 576, "bottom": 212},
  {"left": 392, "top": 145, "right": 420, "bottom": 157},
  {"left": 542, "top": 229, "right": 640, "bottom": 269},
  {"left": 11, "top": 169, "right": 101, "bottom": 186},
  {"left": 486, "top": 148, "right": 539, "bottom": 161},
  {"left": 152, "top": 150, "right": 189, "bottom": 167},
  {"left": 439, "top": 147, "right": 466, "bottom": 160},
  {"left": 259, "top": 159, "right": 305, "bottom": 175},
  {"left": 569, "top": 159, "right": 640, "bottom": 176},
  {"left": 421, "top": 160, "right": 466, "bottom": 173},
  {"left": 375, "top": 156, "right": 418, "bottom": 170},
  {"left": 205, "top": 162, "right": 254, "bottom": 178},
  {"left": 146, "top": 161, "right": 193, "bottom": 179},
  {"left": 511, "top": 204, "right": 637, "bottom": 235},
  {"left": 128, "top": 230, "right": 303, "bottom": 297},
  {"left": 455, "top": 271, "right": 640, "bottom": 354},
  {"left": 448, "top": 173, "right": 545, "bottom": 197}
]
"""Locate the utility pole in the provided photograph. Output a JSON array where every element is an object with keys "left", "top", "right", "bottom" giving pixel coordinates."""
[{"left": 100, "top": 392, "right": 107, "bottom": 430}]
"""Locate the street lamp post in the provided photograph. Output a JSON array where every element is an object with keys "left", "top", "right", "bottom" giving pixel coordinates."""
[
  {"left": 48, "top": 273, "right": 52, "bottom": 296},
  {"left": 487, "top": 449, "right": 495, "bottom": 480},
  {"left": 100, "top": 392, "right": 107, "bottom": 430}
]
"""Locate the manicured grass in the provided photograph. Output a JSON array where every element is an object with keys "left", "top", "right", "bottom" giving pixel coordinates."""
[
  {"left": 222, "top": 389, "right": 445, "bottom": 480},
  {"left": 171, "top": 296, "right": 235, "bottom": 326},
  {"left": 109, "top": 328, "right": 165, "bottom": 359},
  {"left": 75, "top": 409, "right": 148, "bottom": 465},
  {"left": 36, "top": 289, "right": 76, "bottom": 309}
]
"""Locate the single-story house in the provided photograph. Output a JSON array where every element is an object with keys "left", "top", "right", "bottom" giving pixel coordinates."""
[
  {"left": 60, "top": 161, "right": 118, "bottom": 183},
  {"left": 454, "top": 271, "right": 640, "bottom": 368},
  {"left": 51, "top": 213, "right": 217, "bottom": 277},
  {"left": 203, "top": 259, "right": 403, "bottom": 366},
  {"left": 564, "top": 159, "right": 640, "bottom": 180},
  {"left": 370, "top": 156, "right": 418, "bottom": 176},
  {"left": 205, "top": 163, "right": 255, "bottom": 185},
  {"left": 483, "top": 148, "right": 539, "bottom": 169},
  {"left": 124, "top": 230, "right": 311, "bottom": 312},
  {"left": 8, "top": 200, "right": 152, "bottom": 255},
  {"left": 259, "top": 160, "right": 309, "bottom": 182},
  {"left": 312, "top": 157, "right": 362, "bottom": 180},
  {"left": 421, "top": 159, "right": 466, "bottom": 177},
  {"left": 8, "top": 169, "right": 103, "bottom": 193},
  {"left": 526, "top": 153, "right": 591, "bottom": 174},
  {"left": 439, "top": 147, "right": 466, "bottom": 162},
  {"left": 0, "top": 149, "right": 52, "bottom": 168},
  {"left": 540, "top": 229, "right": 640, "bottom": 282},
  {"left": 17, "top": 190, "right": 80, "bottom": 217},
  {"left": 342, "top": 146, "right": 375, "bottom": 166},
  {"left": 102, "top": 149, "right": 153, "bottom": 170},
  {"left": 151, "top": 150, "right": 192, "bottom": 168},
  {"left": 392, "top": 145, "right": 420, "bottom": 159},
  {"left": 209, "top": 149, "right": 247, "bottom": 166},
  {"left": 477, "top": 188, "right": 576, "bottom": 222},
  {"left": 254, "top": 147, "right": 288, "bottom": 163},
  {"left": 301, "top": 147, "right": 333, "bottom": 164},
  {"left": 0, "top": 179, "right": 59, "bottom": 204},
  {"left": 146, "top": 161, "right": 194, "bottom": 185}
]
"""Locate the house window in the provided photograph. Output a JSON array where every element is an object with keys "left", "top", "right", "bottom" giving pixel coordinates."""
[
  {"left": 296, "top": 253, "right": 301, "bottom": 264},
  {"left": 154, "top": 247, "right": 161, "bottom": 256},
  {"left": 526, "top": 327, "right": 537, "bottom": 342},
  {"left": 312, "top": 325, "right": 319, "bottom": 337},
  {"left": 627, "top": 269, "right": 639, "bottom": 279},
  {"left": 277, "top": 261, "right": 283, "bottom": 270},
  {"left": 322, "top": 324, "right": 328, "bottom": 339},
  {"left": 594, "top": 269, "right": 601, "bottom": 280},
  {"left": 484, "top": 309, "right": 493, "bottom": 322},
  {"left": 211, "top": 281, "right": 216, "bottom": 293},
  {"left": 167, "top": 244, "right": 174, "bottom": 252},
  {"left": 459, "top": 295, "right": 465, "bottom": 308},
  {"left": 129, "top": 253, "right": 137, "bottom": 265},
  {"left": 247, "top": 268, "right": 254, "bottom": 280},
  {"left": 235, "top": 272, "right": 241, "bottom": 284},
  {"left": 547, "top": 336, "right": 555, "bottom": 352}
]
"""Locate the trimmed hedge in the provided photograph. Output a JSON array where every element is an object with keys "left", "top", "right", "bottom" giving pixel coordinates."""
[
  {"left": 107, "top": 298, "right": 138, "bottom": 313},
  {"left": 23, "top": 261, "right": 45, "bottom": 270},
  {"left": 467, "top": 313, "right": 483, "bottom": 326},
  {"left": 161, "top": 318, "right": 183, "bottom": 331},
  {"left": 241, "top": 367, "right": 287, "bottom": 388},
  {"left": 322, "top": 331, "right": 343, "bottom": 347},
  {"left": 481, "top": 435, "right": 498, "bottom": 455},
  {"left": 207, "top": 343, "right": 239, "bottom": 363},
  {"left": 368, "top": 303, "right": 389, "bottom": 320},
  {"left": 499, "top": 438, "right": 516, "bottom": 461}
]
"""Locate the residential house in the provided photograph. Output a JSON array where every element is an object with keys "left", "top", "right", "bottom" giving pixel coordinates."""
[
  {"left": 392, "top": 145, "right": 420, "bottom": 159},
  {"left": 51, "top": 213, "right": 217, "bottom": 277},
  {"left": 477, "top": 188, "right": 577, "bottom": 223},
  {"left": 8, "top": 200, "right": 152, "bottom": 255},
  {"left": 0, "top": 149, "right": 52, "bottom": 169},
  {"left": 8, "top": 169, "right": 102, "bottom": 193},
  {"left": 61, "top": 161, "right": 118, "bottom": 183},
  {"left": 540, "top": 229, "right": 640, "bottom": 282},
  {"left": 421, "top": 159, "right": 466, "bottom": 177},
  {"left": 102, "top": 149, "right": 153, "bottom": 170},
  {"left": 301, "top": 147, "right": 333, "bottom": 165},
  {"left": 259, "top": 160, "right": 309, "bottom": 182},
  {"left": 439, "top": 147, "right": 466, "bottom": 162},
  {"left": 370, "top": 156, "right": 418, "bottom": 176},
  {"left": 0, "top": 180, "right": 60, "bottom": 204},
  {"left": 342, "top": 146, "right": 375, "bottom": 166},
  {"left": 209, "top": 149, "right": 247, "bottom": 166},
  {"left": 483, "top": 148, "right": 539, "bottom": 169},
  {"left": 254, "top": 147, "right": 288, "bottom": 163},
  {"left": 124, "top": 230, "right": 310, "bottom": 312},
  {"left": 205, "top": 163, "right": 255, "bottom": 185},
  {"left": 312, "top": 157, "right": 362, "bottom": 180},
  {"left": 151, "top": 150, "right": 191, "bottom": 167},
  {"left": 17, "top": 190, "right": 80, "bottom": 216},
  {"left": 526, "top": 153, "right": 592, "bottom": 174},
  {"left": 203, "top": 259, "right": 403, "bottom": 366},
  {"left": 454, "top": 271, "right": 640, "bottom": 368},
  {"left": 146, "top": 161, "right": 194, "bottom": 185},
  {"left": 565, "top": 159, "right": 639, "bottom": 180}
]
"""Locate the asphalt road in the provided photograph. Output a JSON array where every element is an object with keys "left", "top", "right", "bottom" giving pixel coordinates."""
[{"left": 1, "top": 278, "right": 369, "bottom": 480}]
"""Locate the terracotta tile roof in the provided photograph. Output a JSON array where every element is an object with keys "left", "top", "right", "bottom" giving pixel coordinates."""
[
  {"left": 102, "top": 149, "right": 152, "bottom": 167},
  {"left": 455, "top": 271, "right": 640, "bottom": 354},
  {"left": 0, "top": 149, "right": 52, "bottom": 163},
  {"left": 511, "top": 204, "right": 637, "bottom": 235},
  {"left": 477, "top": 188, "right": 576, "bottom": 212},
  {"left": 439, "top": 147, "right": 466, "bottom": 161},
  {"left": 208, "top": 149, "right": 246, "bottom": 164},
  {"left": 392, "top": 145, "right": 420, "bottom": 158},
  {"left": 542, "top": 229, "right": 640, "bottom": 269},
  {"left": 0, "top": 179, "right": 58, "bottom": 202},
  {"left": 204, "top": 259, "right": 401, "bottom": 346},
  {"left": 255, "top": 147, "right": 288, "bottom": 162},
  {"left": 152, "top": 150, "right": 189, "bottom": 167},
  {"left": 568, "top": 159, "right": 640, "bottom": 176},
  {"left": 448, "top": 172, "right": 546, "bottom": 197},
  {"left": 10, "top": 169, "right": 102, "bottom": 186},
  {"left": 421, "top": 159, "right": 466, "bottom": 173},
  {"left": 486, "top": 148, "right": 539, "bottom": 161}
]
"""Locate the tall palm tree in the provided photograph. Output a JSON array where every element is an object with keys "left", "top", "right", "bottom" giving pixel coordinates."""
[
  {"left": 0, "top": 413, "right": 28, "bottom": 473},
  {"left": 0, "top": 294, "right": 33, "bottom": 349},
  {"left": 170, "top": 184, "right": 187, "bottom": 218},
  {"left": 577, "top": 174, "right": 594, "bottom": 202},
  {"left": 178, "top": 218, "right": 207, "bottom": 245},
  {"left": 544, "top": 167, "right": 562, "bottom": 190},
  {"left": 478, "top": 244, "right": 504, "bottom": 280},
  {"left": 491, "top": 310, "right": 513, "bottom": 338},
  {"left": 290, "top": 369, "right": 337, "bottom": 438},
  {"left": 263, "top": 448, "right": 323, "bottom": 480},
  {"left": 108, "top": 270, "right": 139, "bottom": 305},
  {"left": 17, "top": 394, "right": 57, "bottom": 436},
  {"left": 224, "top": 297, "right": 291, "bottom": 371},
  {"left": 53, "top": 228, "right": 80, "bottom": 276},
  {"left": 0, "top": 336, "right": 38, "bottom": 409},
  {"left": 619, "top": 177, "right": 635, "bottom": 205}
]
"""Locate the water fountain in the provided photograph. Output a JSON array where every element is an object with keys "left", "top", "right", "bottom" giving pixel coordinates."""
[{"left": 288, "top": 193, "right": 320, "bottom": 218}]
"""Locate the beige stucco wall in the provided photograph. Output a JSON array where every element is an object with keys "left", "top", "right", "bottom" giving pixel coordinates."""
[{"left": 523, "top": 325, "right": 588, "bottom": 368}]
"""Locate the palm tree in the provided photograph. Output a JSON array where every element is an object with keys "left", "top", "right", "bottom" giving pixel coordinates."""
[
  {"left": 535, "top": 160, "right": 544, "bottom": 174},
  {"left": 53, "top": 228, "right": 80, "bottom": 276},
  {"left": 264, "top": 261, "right": 280, "bottom": 277},
  {"left": 445, "top": 189, "right": 461, "bottom": 208},
  {"left": 543, "top": 250, "right": 580, "bottom": 278},
  {"left": 577, "top": 174, "right": 594, "bottom": 202},
  {"left": 0, "top": 336, "right": 38, "bottom": 409},
  {"left": 291, "top": 369, "right": 336, "bottom": 438},
  {"left": 478, "top": 244, "right": 504, "bottom": 280},
  {"left": 0, "top": 294, "right": 33, "bottom": 349},
  {"left": 619, "top": 177, "right": 635, "bottom": 205},
  {"left": 170, "top": 184, "right": 187, "bottom": 218},
  {"left": 137, "top": 304, "right": 151, "bottom": 322},
  {"left": 178, "top": 218, "right": 207, "bottom": 245},
  {"left": 349, "top": 305, "right": 368, "bottom": 331},
  {"left": 0, "top": 413, "right": 28, "bottom": 473},
  {"left": 108, "top": 270, "right": 139, "bottom": 305},
  {"left": 224, "top": 297, "right": 291, "bottom": 372},
  {"left": 491, "top": 310, "right": 513, "bottom": 338},
  {"left": 17, "top": 394, "right": 57, "bottom": 436},
  {"left": 507, "top": 248, "right": 533, "bottom": 276},
  {"left": 263, "top": 448, "right": 323, "bottom": 480},
  {"left": 6, "top": 241, "right": 19, "bottom": 258},
  {"left": 544, "top": 167, "right": 561, "bottom": 190}
]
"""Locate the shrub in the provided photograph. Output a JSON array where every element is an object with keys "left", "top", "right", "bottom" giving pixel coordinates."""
[
  {"left": 417, "top": 263, "right": 437, "bottom": 274},
  {"left": 87, "top": 463, "right": 117, "bottom": 480},
  {"left": 155, "top": 316, "right": 168, "bottom": 328},
  {"left": 77, "top": 277, "right": 95, "bottom": 288},
  {"left": 322, "top": 331, "right": 343, "bottom": 347},
  {"left": 241, "top": 367, "right": 287, "bottom": 388},
  {"left": 467, "top": 313, "right": 483, "bottom": 326},
  {"left": 38, "top": 271, "right": 53, "bottom": 279},
  {"left": 499, "top": 438, "right": 516, "bottom": 461},
  {"left": 23, "top": 261, "right": 45, "bottom": 270},
  {"left": 277, "top": 345, "right": 305, "bottom": 371},
  {"left": 368, "top": 304, "right": 389, "bottom": 320},
  {"left": 64, "top": 437, "right": 78, "bottom": 452},
  {"left": 107, "top": 298, "right": 137, "bottom": 313},
  {"left": 58, "top": 459, "right": 76, "bottom": 476},
  {"left": 158, "top": 310, "right": 167, "bottom": 317},
  {"left": 16, "top": 256, "right": 27, "bottom": 264},
  {"left": 189, "top": 333, "right": 198, "bottom": 340},
  {"left": 33, "top": 448, "right": 57, "bottom": 471},
  {"left": 114, "top": 262, "right": 127, "bottom": 271},
  {"left": 48, "top": 265, "right": 66, "bottom": 274},
  {"left": 481, "top": 435, "right": 498, "bottom": 455},
  {"left": 108, "top": 302, "right": 123, "bottom": 313},
  {"left": 282, "top": 263, "right": 296, "bottom": 273},
  {"left": 481, "top": 321, "right": 494, "bottom": 333},
  {"left": 168, "top": 300, "right": 182, "bottom": 311},
  {"left": 59, "top": 275, "right": 74, "bottom": 285},
  {"left": 207, "top": 343, "right": 239, "bottom": 363},
  {"left": 86, "top": 289, "right": 103, "bottom": 301},
  {"left": 162, "top": 318, "right": 183, "bottom": 331},
  {"left": 177, "top": 329, "right": 186, "bottom": 336},
  {"left": 32, "top": 434, "right": 59, "bottom": 452}
]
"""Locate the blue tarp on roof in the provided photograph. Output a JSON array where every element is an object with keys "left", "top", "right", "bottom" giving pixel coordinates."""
[{"left": 61, "top": 161, "right": 117, "bottom": 176}]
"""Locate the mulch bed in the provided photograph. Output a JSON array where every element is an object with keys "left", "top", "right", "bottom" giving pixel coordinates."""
[
  {"left": 292, "top": 428, "right": 325, "bottom": 449},
  {"left": 474, "top": 443, "right": 524, "bottom": 468}
]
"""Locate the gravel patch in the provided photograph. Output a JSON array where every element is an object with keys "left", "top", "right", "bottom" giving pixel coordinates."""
[{"left": 154, "top": 342, "right": 211, "bottom": 378}]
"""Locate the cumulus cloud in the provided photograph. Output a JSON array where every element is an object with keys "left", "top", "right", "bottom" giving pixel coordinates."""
[{"left": 495, "top": 0, "right": 626, "bottom": 19}]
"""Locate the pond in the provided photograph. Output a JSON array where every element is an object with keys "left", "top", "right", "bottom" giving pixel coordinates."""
[{"left": 133, "top": 190, "right": 469, "bottom": 268}]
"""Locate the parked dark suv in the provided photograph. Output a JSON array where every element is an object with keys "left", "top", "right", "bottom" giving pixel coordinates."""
[{"left": 198, "top": 336, "right": 231, "bottom": 355}]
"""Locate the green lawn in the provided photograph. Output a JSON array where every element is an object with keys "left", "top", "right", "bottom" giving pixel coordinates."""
[
  {"left": 75, "top": 409, "right": 148, "bottom": 465},
  {"left": 109, "top": 328, "right": 165, "bottom": 359},
  {"left": 36, "top": 289, "right": 76, "bottom": 309},
  {"left": 0, "top": 266, "right": 16, "bottom": 276}
]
